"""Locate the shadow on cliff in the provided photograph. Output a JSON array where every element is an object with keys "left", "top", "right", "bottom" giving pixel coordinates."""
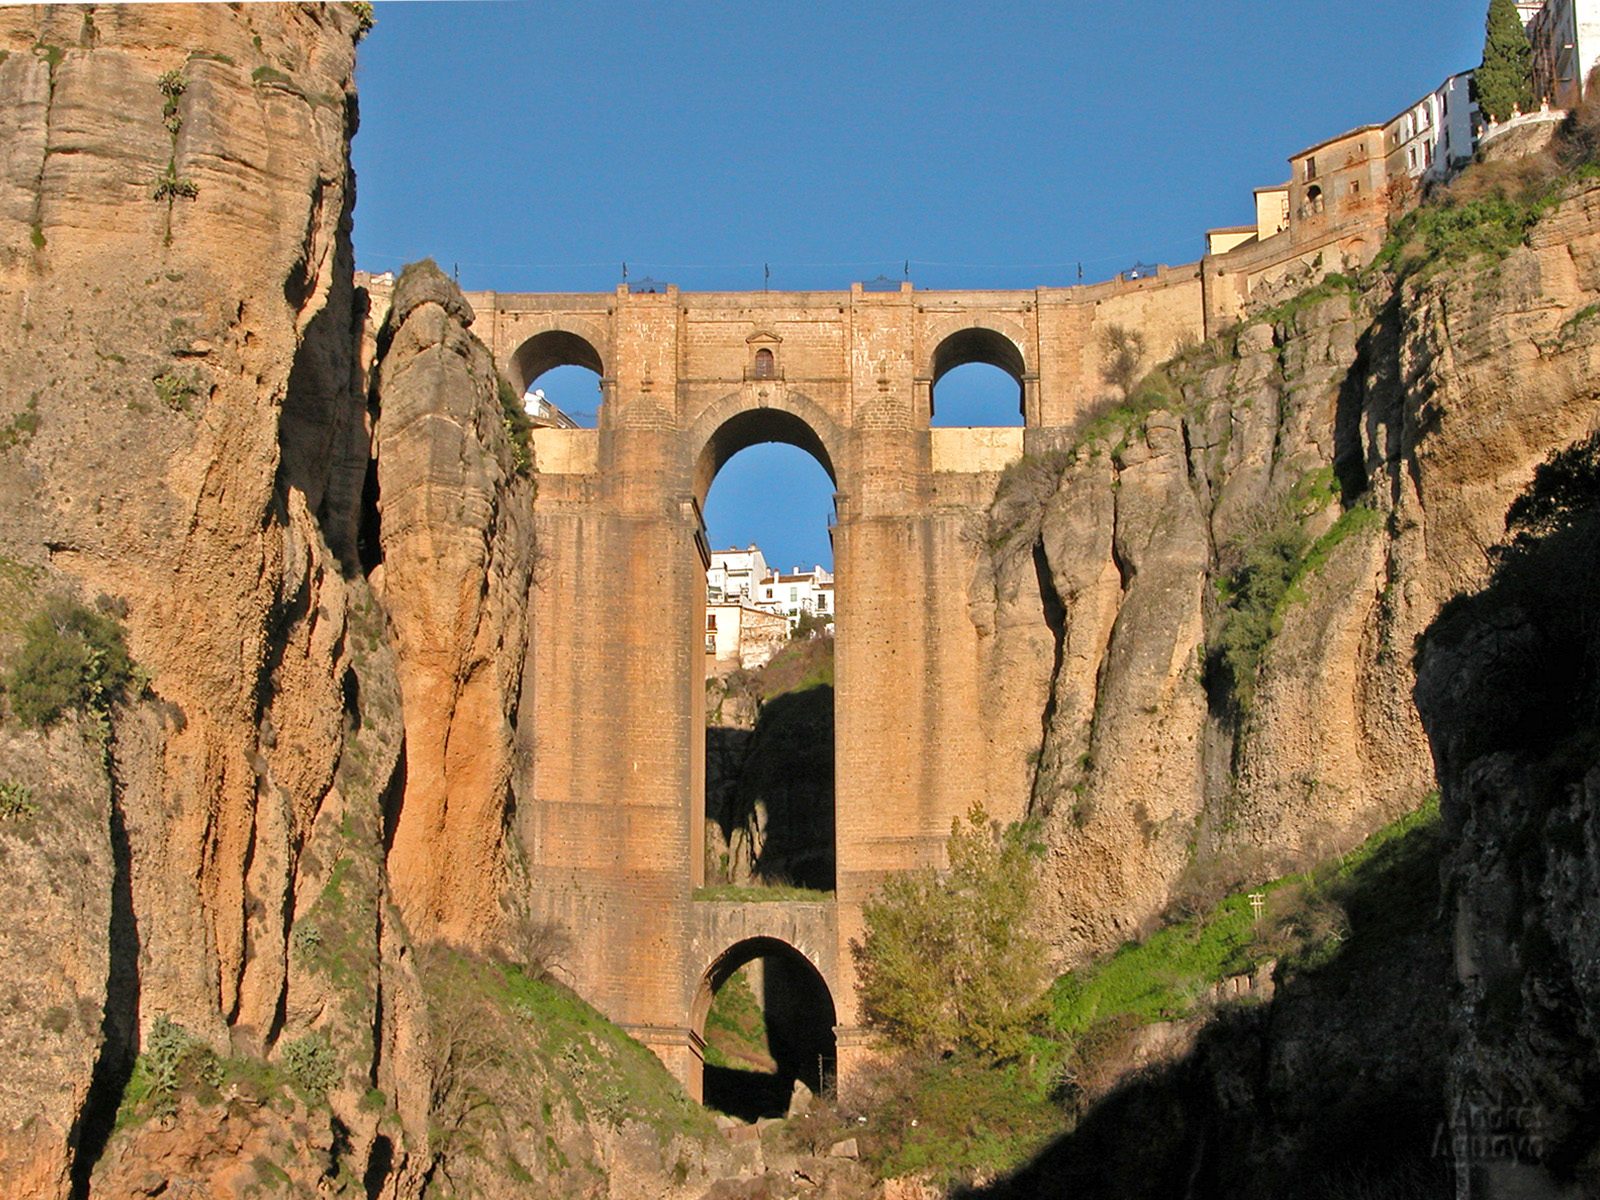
[
  {"left": 1413, "top": 431, "right": 1600, "bottom": 1193},
  {"left": 707, "top": 680, "right": 836, "bottom": 892},
  {"left": 952, "top": 804, "right": 1455, "bottom": 1200}
]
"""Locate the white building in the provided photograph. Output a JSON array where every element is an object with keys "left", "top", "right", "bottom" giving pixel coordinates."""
[
  {"left": 1526, "top": 0, "right": 1600, "bottom": 108},
  {"left": 705, "top": 603, "right": 790, "bottom": 671},
  {"left": 758, "top": 565, "right": 834, "bottom": 631},
  {"left": 707, "top": 546, "right": 770, "bottom": 606},
  {"left": 1386, "top": 71, "right": 1478, "bottom": 187}
]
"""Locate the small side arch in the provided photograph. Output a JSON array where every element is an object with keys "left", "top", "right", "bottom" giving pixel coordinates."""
[
  {"left": 692, "top": 936, "right": 838, "bottom": 1113},
  {"left": 929, "top": 325, "right": 1028, "bottom": 424},
  {"left": 929, "top": 325, "right": 1027, "bottom": 390},
  {"left": 507, "top": 327, "right": 606, "bottom": 396}
]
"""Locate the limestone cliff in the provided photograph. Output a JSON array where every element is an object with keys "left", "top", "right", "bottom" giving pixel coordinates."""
[
  {"left": 0, "top": 8, "right": 721, "bottom": 1198},
  {"left": 0, "top": 3, "right": 376, "bottom": 1191},
  {"left": 976, "top": 180, "right": 1600, "bottom": 964},
  {"left": 370, "top": 260, "right": 535, "bottom": 944}
]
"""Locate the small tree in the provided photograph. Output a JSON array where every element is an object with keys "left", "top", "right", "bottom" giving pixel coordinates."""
[
  {"left": 852, "top": 804, "right": 1047, "bottom": 1060},
  {"left": 1478, "top": 0, "right": 1535, "bottom": 123},
  {"left": 1098, "top": 324, "right": 1146, "bottom": 402}
]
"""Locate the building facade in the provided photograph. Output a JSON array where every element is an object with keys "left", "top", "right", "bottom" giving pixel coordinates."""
[
  {"left": 1527, "top": 0, "right": 1600, "bottom": 108},
  {"left": 707, "top": 545, "right": 770, "bottom": 606},
  {"left": 758, "top": 565, "right": 834, "bottom": 629},
  {"left": 705, "top": 602, "right": 790, "bottom": 671}
]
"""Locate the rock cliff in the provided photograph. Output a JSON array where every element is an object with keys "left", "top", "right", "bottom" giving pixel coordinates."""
[
  {"left": 974, "top": 180, "right": 1600, "bottom": 966},
  {"left": 0, "top": 3, "right": 373, "bottom": 1191},
  {"left": 1416, "top": 427, "right": 1600, "bottom": 1196},
  {"left": 0, "top": 7, "right": 718, "bottom": 1197}
]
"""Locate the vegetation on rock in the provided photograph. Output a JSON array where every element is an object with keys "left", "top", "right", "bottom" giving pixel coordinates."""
[
  {"left": 852, "top": 804, "right": 1047, "bottom": 1060},
  {"left": 4, "top": 597, "right": 138, "bottom": 728}
]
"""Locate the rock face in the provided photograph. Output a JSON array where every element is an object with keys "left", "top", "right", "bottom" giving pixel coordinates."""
[
  {"left": 371, "top": 260, "right": 536, "bottom": 943},
  {"left": 0, "top": 12, "right": 730, "bottom": 1196},
  {"left": 975, "top": 181, "right": 1600, "bottom": 964},
  {"left": 0, "top": 4, "right": 377, "bottom": 1192}
]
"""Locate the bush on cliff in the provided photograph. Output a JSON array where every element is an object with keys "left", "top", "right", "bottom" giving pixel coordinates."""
[
  {"left": 4, "top": 597, "right": 138, "bottom": 728},
  {"left": 852, "top": 804, "right": 1047, "bottom": 1060}
]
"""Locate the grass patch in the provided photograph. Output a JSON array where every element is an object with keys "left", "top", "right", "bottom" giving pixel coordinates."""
[
  {"left": 857, "top": 1051, "right": 1065, "bottom": 1186},
  {"left": 0, "top": 396, "right": 39, "bottom": 451},
  {"left": 1047, "top": 794, "right": 1439, "bottom": 1038},
  {"left": 420, "top": 949, "right": 717, "bottom": 1152},
  {"left": 848, "top": 797, "right": 1442, "bottom": 1188},
  {"left": 1253, "top": 271, "right": 1360, "bottom": 329},
  {"left": 692, "top": 883, "right": 834, "bottom": 902},
  {"left": 1283, "top": 503, "right": 1385, "bottom": 606},
  {"left": 703, "top": 966, "right": 772, "bottom": 1070}
]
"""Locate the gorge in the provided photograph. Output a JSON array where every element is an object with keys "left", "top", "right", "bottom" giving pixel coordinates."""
[{"left": 0, "top": 5, "right": 1597, "bottom": 1199}]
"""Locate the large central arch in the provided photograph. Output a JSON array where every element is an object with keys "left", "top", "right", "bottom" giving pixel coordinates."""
[
  {"left": 692, "top": 398, "right": 844, "bottom": 895},
  {"left": 690, "top": 393, "right": 845, "bottom": 507}
]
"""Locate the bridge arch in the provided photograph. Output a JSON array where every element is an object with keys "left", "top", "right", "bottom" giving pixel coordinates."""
[
  {"left": 929, "top": 325, "right": 1028, "bottom": 424},
  {"left": 688, "top": 391, "right": 846, "bottom": 506},
  {"left": 692, "top": 936, "right": 838, "bottom": 1114},
  {"left": 507, "top": 326, "right": 606, "bottom": 397}
]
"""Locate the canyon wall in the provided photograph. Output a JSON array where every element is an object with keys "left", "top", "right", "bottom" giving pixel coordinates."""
[
  {"left": 0, "top": 7, "right": 719, "bottom": 1197},
  {"left": 973, "top": 184, "right": 1600, "bottom": 966}
]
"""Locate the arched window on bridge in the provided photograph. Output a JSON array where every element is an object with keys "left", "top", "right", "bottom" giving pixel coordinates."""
[
  {"left": 694, "top": 938, "right": 837, "bottom": 1119},
  {"left": 699, "top": 409, "right": 838, "bottom": 896},
  {"left": 508, "top": 329, "right": 604, "bottom": 429},
  {"left": 753, "top": 347, "right": 775, "bottom": 379},
  {"left": 929, "top": 327, "right": 1026, "bottom": 427}
]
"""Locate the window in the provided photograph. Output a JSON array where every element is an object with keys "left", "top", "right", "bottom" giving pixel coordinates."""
[
  {"left": 753, "top": 348, "right": 775, "bottom": 378},
  {"left": 1304, "top": 156, "right": 1318, "bottom": 181},
  {"left": 789, "top": 587, "right": 798, "bottom": 602}
]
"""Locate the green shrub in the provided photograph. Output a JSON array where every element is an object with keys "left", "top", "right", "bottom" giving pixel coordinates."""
[
  {"left": 5, "top": 598, "right": 138, "bottom": 728},
  {"left": 281, "top": 1032, "right": 338, "bottom": 1098},
  {"left": 0, "top": 396, "right": 39, "bottom": 452},
  {"left": 152, "top": 372, "right": 198, "bottom": 411},
  {"left": 151, "top": 165, "right": 198, "bottom": 203},
  {"left": 1207, "top": 506, "right": 1308, "bottom": 717},
  {"left": 498, "top": 375, "right": 534, "bottom": 475},
  {"left": 0, "top": 780, "right": 36, "bottom": 820},
  {"left": 118, "top": 1016, "right": 221, "bottom": 1122},
  {"left": 852, "top": 804, "right": 1047, "bottom": 1060}
]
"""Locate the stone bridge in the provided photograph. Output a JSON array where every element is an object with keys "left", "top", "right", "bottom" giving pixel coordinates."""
[{"left": 462, "top": 273, "right": 1215, "bottom": 1098}]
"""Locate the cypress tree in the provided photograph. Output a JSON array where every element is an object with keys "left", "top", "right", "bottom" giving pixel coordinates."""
[{"left": 1479, "top": 0, "right": 1536, "bottom": 123}]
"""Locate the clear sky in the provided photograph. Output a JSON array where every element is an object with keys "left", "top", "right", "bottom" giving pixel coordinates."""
[{"left": 352, "top": 0, "right": 1488, "bottom": 569}]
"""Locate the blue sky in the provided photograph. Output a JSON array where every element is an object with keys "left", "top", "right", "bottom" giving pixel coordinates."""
[{"left": 353, "top": 1, "right": 1487, "bottom": 568}]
